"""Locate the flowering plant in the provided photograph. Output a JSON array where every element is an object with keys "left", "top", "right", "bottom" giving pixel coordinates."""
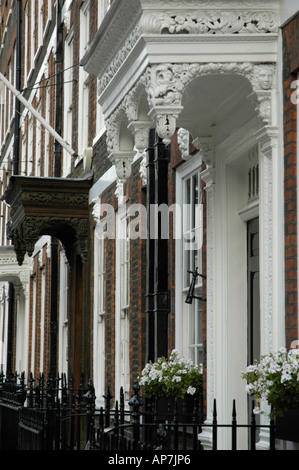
[
  {"left": 242, "top": 348, "right": 299, "bottom": 418},
  {"left": 138, "top": 349, "right": 203, "bottom": 399}
]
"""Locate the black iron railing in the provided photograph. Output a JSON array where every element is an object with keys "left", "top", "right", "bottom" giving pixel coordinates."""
[{"left": 0, "top": 372, "right": 276, "bottom": 450}]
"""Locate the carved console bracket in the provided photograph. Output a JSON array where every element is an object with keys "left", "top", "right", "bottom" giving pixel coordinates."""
[{"left": 1, "top": 175, "right": 93, "bottom": 265}]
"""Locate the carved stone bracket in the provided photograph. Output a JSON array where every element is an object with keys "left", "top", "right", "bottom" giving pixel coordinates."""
[
  {"left": 193, "top": 136, "right": 214, "bottom": 166},
  {"left": 127, "top": 121, "right": 152, "bottom": 153},
  {"left": 128, "top": 120, "right": 152, "bottom": 187},
  {"left": 109, "top": 151, "right": 136, "bottom": 183},
  {"left": 1, "top": 175, "right": 93, "bottom": 265},
  {"left": 177, "top": 128, "right": 190, "bottom": 160}
]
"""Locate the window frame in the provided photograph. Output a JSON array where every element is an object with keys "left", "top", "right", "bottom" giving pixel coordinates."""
[{"left": 175, "top": 149, "right": 204, "bottom": 366}]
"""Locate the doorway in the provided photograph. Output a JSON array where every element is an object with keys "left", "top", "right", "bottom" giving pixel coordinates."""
[
  {"left": 247, "top": 216, "right": 260, "bottom": 432},
  {"left": 247, "top": 217, "right": 260, "bottom": 365}
]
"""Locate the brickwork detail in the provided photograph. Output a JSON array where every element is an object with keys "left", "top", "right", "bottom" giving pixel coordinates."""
[{"left": 282, "top": 14, "right": 299, "bottom": 347}]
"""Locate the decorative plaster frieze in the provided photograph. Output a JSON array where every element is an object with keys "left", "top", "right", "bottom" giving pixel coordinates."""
[
  {"left": 98, "top": 26, "right": 142, "bottom": 95},
  {"left": 81, "top": 1, "right": 142, "bottom": 82},
  {"left": 141, "top": 10, "right": 278, "bottom": 35},
  {"left": 140, "top": 0, "right": 277, "bottom": 9}
]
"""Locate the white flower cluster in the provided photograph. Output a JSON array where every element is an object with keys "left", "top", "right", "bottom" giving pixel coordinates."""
[
  {"left": 243, "top": 347, "right": 299, "bottom": 415},
  {"left": 138, "top": 349, "right": 203, "bottom": 398}
]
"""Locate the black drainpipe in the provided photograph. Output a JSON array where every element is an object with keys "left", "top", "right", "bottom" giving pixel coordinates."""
[
  {"left": 13, "top": 0, "right": 22, "bottom": 176},
  {"left": 146, "top": 129, "right": 156, "bottom": 362},
  {"left": 6, "top": 282, "right": 15, "bottom": 373},
  {"left": 146, "top": 130, "right": 170, "bottom": 361},
  {"left": 54, "top": 0, "right": 63, "bottom": 178},
  {"left": 153, "top": 134, "right": 170, "bottom": 359},
  {"left": 49, "top": 0, "right": 63, "bottom": 377}
]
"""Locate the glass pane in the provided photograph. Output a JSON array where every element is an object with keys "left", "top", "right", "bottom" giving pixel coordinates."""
[
  {"left": 184, "top": 177, "right": 191, "bottom": 231},
  {"left": 192, "top": 173, "right": 198, "bottom": 227}
]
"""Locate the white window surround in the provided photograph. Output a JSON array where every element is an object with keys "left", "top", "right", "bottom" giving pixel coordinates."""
[
  {"left": 58, "top": 250, "right": 69, "bottom": 376},
  {"left": 63, "top": 31, "right": 74, "bottom": 177},
  {"left": 115, "top": 207, "right": 130, "bottom": 403},
  {"left": 175, "top": 152, "right": 203, "bottom": 364},
  {"left": 43, "top": 0, "right": 52, "bottom": 40},
  {"left": 28, "top": 117, "right": 34, "bottom": 176},
  {"left": 0, "top": 284, "right": 8, "bottom": 372},
  {"left": 35, "top": 104, "right": 42, "bottom": 176},
  {"left": 78, "top": 1, "right": 90, "bottom": 157},
  {"left": 30, "top": 276, "right": 37, "bottom": 372},
  {"left": 93, "top": 215, "right": 106, "bottom": 407},
  {"left": 39, "top": 267, "right": 46, "bottom": 372},
  {"left": 24, "top": 3, "right": 28, "bottom": 87}
]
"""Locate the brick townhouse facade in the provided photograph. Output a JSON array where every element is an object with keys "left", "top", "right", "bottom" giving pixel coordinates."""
[{"left": 0, "top": 0, "right": 298, "bottom": 450}]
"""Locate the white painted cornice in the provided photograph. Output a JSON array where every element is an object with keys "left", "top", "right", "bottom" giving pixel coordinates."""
[
  {"left": 81, "top": 0, "right": 280, "bottom": 104},
  {"left": 81, "top": 0, "right": 143, "bottom": 80}
]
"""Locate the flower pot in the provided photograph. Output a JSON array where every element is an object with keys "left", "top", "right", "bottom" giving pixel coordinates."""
[
  {"left": 146, "top": 394, "right": 202, "bottom": 425},
  {"left": 275, "top": 409, "right": 299, "bottom": 443}
]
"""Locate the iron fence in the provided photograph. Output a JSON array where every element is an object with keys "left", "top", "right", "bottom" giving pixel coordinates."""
[{"left": 0, "top": 372, "right": 276, "bottom": 450}]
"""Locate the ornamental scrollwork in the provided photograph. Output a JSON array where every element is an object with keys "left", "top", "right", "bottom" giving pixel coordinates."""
[
  {"left": 141, "top": 10, "right": 278, "bottom": 35},
  {"left": 146, "top": 62, "right": 261, "bottom": 109},
  {"left": 13, "top": 216, "right": 90, "bottom": 265}
]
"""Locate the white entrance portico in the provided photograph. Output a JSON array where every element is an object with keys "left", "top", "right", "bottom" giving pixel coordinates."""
[
  {"left": 82, "top": 0, "right": 284, "bottom": 449},
  {"left": 0, "top": 247, "right": 30, "bottom": 374}
]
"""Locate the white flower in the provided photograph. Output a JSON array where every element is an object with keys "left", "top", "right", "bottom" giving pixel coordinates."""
[
  {"left": 187, "top": 386, "right": 196, "bottom": 395},
  {"left": 172, "top": 375, "right": 182, "bottom": 383}
]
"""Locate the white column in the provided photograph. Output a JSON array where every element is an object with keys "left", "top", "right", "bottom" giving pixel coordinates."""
[
  {"left": 254, "top": 124, "right": 284, "bottom": 449},
  {"left": 255, "top": 125, "right": 284, "bottom": 355},
  {"left": 199, "top": 165, "right": 216, "bottom": 450}
]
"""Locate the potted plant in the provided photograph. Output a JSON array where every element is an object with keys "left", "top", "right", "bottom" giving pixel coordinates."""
[
  {"left": 138, "top": 349, "right": 203, "bottom": 423},
  {"left": 242, "top": 347, "right": 299, "bottom": 442}
]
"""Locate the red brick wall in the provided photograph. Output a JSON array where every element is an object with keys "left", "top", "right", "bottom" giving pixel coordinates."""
[{"left": 282, "top": 13, "right": 299, "bottom": 348}]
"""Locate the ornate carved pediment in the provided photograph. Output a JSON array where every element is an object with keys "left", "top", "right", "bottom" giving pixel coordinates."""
[{"left": 1, "top": 175, "right": 93, "bottom": 265}]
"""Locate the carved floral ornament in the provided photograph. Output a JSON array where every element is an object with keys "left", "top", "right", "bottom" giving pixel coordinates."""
[{"left": 140, "top": 10, "right": 278, "bottom": 35}]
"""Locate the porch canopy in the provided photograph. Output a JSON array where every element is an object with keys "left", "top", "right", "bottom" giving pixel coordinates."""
[
  {"left": 1, "top": 174, "right": 93, "bottom": 266},
  {"left": 81, "top": 0, "right": 278, "bottom": 182}
]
